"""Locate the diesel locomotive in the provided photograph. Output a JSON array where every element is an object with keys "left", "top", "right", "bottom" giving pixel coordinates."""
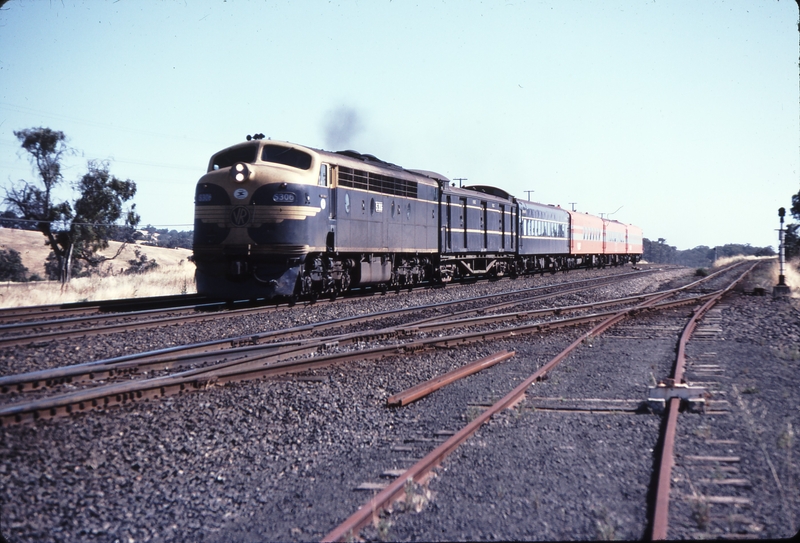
[{"left": 192, "top": 136, "right": 643, "bottom": 300}]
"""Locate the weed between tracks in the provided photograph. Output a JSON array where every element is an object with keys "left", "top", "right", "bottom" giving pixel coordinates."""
[
  {"left": 690, "top": 497, "right": 711, "bottom": 531},
  {"left": 365, "top": 479, "right": 432, "bottom": 542},
  {"left": 592, "top": 505, "right": 618, "bottom": 540},
  {"left": 773, "top": 344, "right": 800, "bottom": 361}
]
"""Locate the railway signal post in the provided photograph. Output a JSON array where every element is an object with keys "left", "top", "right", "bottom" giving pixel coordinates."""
[{"left": 773, "top": 207, "right": 791, "bottom": 298}]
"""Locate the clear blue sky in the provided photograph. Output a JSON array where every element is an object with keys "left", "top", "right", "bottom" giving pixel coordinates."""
[{"left": 0, "top": 0, "right": 797, "bottom": 250}]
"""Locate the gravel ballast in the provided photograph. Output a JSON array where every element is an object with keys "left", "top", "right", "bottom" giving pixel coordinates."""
[{"left": 0, "top": 263, "right": 797, "bottom": 542}]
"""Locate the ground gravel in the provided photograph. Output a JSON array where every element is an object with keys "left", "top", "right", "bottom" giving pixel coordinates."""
[{"left": 0, "top": 263, "right": 796, "bottom": 542}]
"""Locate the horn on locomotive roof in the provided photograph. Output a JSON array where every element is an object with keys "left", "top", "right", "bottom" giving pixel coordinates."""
[{"left": 246, "top": 133, "right": 266, "bottom": 141}]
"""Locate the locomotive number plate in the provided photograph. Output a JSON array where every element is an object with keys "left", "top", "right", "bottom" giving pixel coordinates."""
[{"left": 273, "top": 192, "right": 296, "bottom": 203}]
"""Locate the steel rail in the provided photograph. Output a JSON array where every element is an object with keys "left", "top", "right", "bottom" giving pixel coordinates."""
[
  {"left": 0, "top": 301, "right": 290, "bottom": 348},
  {"left": 0, "top": 301, "right": 225, "bottom": 334},
  {"left": 386, "top": 351, "right": 516, "bottom": 406},
  {"left": 0, "top": 269, "right": 658, "bottom": 392},
  {"left": 0, "top": 267, "right": 658, "bottom": 348},
  {"left": 0, "top": 289, "right": 713, "bottom": 426},
  {"left": 0, "top": 263, "right": 748, "bottom": 425},
  {"left": 0, "top": 268, "right": 648, "bottom": 330},
  {"left": 0, "top": 293, "right": 210, "bottom": 323},
  {"left": 322, "top": 291, "right": 680, "bottom": 541},
  {"left": 322, "top": 262, "right": 756, "bottom": 541},
  {"left": 0, "top": 263, "right": 745, "bottom": 424},
  {"left": 649, "top": 260, "right": 761, "bottom": 540}
]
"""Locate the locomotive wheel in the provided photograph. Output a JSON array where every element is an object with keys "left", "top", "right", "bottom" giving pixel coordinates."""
[{"left": 341, "top": 271, "right": 351, "bottom": 292}]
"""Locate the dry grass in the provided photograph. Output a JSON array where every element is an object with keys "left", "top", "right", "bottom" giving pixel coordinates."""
[
  {"left": 713, "top": 255, "right": 799, "bottom": 298},
  {"left": 0, "top": 263, "right": 196, "bottom": 308},
  {"left": 711, "top": 254, "right": 773, "bottom": 268},
  {"left": 0, "top": 228, "right": 191, "bottom": 275},
  {"left": 0, "top": 227, "right": 196, "bottom": 307}
]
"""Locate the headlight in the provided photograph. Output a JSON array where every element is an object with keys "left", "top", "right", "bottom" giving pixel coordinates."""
[{"left": 231, "top": 162, "right": 250, "bottom": 183}]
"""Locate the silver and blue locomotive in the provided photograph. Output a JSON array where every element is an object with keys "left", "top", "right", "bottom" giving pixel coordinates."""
[{"left": 192, "top": 136, "right": 642, "bottom": 300}]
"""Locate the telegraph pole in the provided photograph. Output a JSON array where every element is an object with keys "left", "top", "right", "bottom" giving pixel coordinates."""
[
  {"left": 454, "top": 178, "right": 467, "bottom": 188},
  {"left": 524, "top": 190, "right": 534, "bottom": 201},
  {"left": 569, "top": 202, "right": 577, "bottom": 211}
]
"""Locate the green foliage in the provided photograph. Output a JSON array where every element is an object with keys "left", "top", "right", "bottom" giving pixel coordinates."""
[
  {"left": 786, "top": 188, "right": 800, "bottom": 259},
  {"left": 643, "top": 238, "right": 773, "bottom": 266},
  {"left": 134, "top": 225, "right": 193, "bottom": 249},
  {"left": 0, "top": 210, "right": 36, "bottom": 231},
  {"left": 44, "top": 251, "right": 89, "bottom": 281},
  {"left": 786, "top": 224, "right": 800, "bottom": 259},
  {"left": 0, "top": 248, "right": 29, "bottom": 282},
  {"left": 125, "top": 249, "right": 159, "bottom": 275},
  {"left": 3, "top": 127, "right": 140, "bottom": 282},
  {"left": 71, "top": 160, "right": 141, "bottom": 266}
]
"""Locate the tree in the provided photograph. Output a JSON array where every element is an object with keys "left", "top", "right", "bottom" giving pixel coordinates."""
[
  {"left": 0, "top": 249, "right": 29, "bottom": 282},
  {"left": 785, "top": 189, "right": 800, "bottom": 259},
  {"left": 4, "top": 127, "right": 140, "bottom": 282}
]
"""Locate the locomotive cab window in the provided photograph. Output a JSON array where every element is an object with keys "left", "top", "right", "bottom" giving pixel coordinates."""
[
  {"left": 261, "top": 144, "right": 312, "bottom": 170},
  {"left": 318, "top": 164, "right": 329, "bottom": 187},
  {"left": 210, "top": 144, "right": 258, "bottom": 171}
]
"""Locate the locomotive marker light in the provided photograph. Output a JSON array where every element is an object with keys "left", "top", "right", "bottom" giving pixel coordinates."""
[{"left": 773, "top": 207, "right": 791, "bottom": 298}]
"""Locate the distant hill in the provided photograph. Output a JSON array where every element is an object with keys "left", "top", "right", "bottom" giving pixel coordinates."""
[{"left": 0, "top": 227, "right": 193, "bottom": 278}]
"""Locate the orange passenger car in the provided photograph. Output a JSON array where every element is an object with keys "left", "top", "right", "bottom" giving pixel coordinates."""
[
  {"left": 626, "top": 224, "right": 644, "bottom": 255},
  {"left": 603, "top": 220, "right": 628, "bottom": 255},
  {"left": 568, "top": 211, "right": 604, "bottom": 255}
]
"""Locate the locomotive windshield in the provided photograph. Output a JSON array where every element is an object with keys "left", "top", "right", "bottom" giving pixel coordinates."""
[
  {"left": 210, "top": 144, "right": 258, "bottom": 171},
  {"left": 261, "top": 144, "right": 312, "bottom": 170}
]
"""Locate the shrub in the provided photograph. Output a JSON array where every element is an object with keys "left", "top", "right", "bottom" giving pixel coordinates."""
[
  {"left": 0, "top": 248, "right": 29, "bottom": 282},
  {"left": 125, "top": 249, "right": 159, "bottom": 275},
  {"left": 44, "top": 251, "right": 90, "bottom": 280}
]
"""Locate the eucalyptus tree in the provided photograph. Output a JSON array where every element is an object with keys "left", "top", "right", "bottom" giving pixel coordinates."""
[{"left": 4, "top": 127, "right": 140, "bottom": 282}]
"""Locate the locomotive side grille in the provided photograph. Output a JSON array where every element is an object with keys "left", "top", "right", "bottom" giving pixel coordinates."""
[{"left": 339, "top": 167, "right": 418, "bottom": 198}]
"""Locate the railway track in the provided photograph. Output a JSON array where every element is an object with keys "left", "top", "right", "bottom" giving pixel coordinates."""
[
  {"left": 4, "top": 260, "right": 788, "bottom": 542},
  {"left": 321, "top": 259, "right": 759, "bottom": 541},
  {"left": 0, "top": 263, "right": 741, "bottom": 429},
  {"left": 0, "top": 267, "right": 654, "bottom": 348},
  {"left": 0, "top": 292, "right": 210, "bottom": 324},
  {"left": 0, "top": 267, "right": 658, "bottom": 422}
]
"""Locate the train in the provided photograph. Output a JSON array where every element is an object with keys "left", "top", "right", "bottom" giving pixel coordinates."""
[{"left": 192, "top": 135, "right": 643, "bottom": 300}]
